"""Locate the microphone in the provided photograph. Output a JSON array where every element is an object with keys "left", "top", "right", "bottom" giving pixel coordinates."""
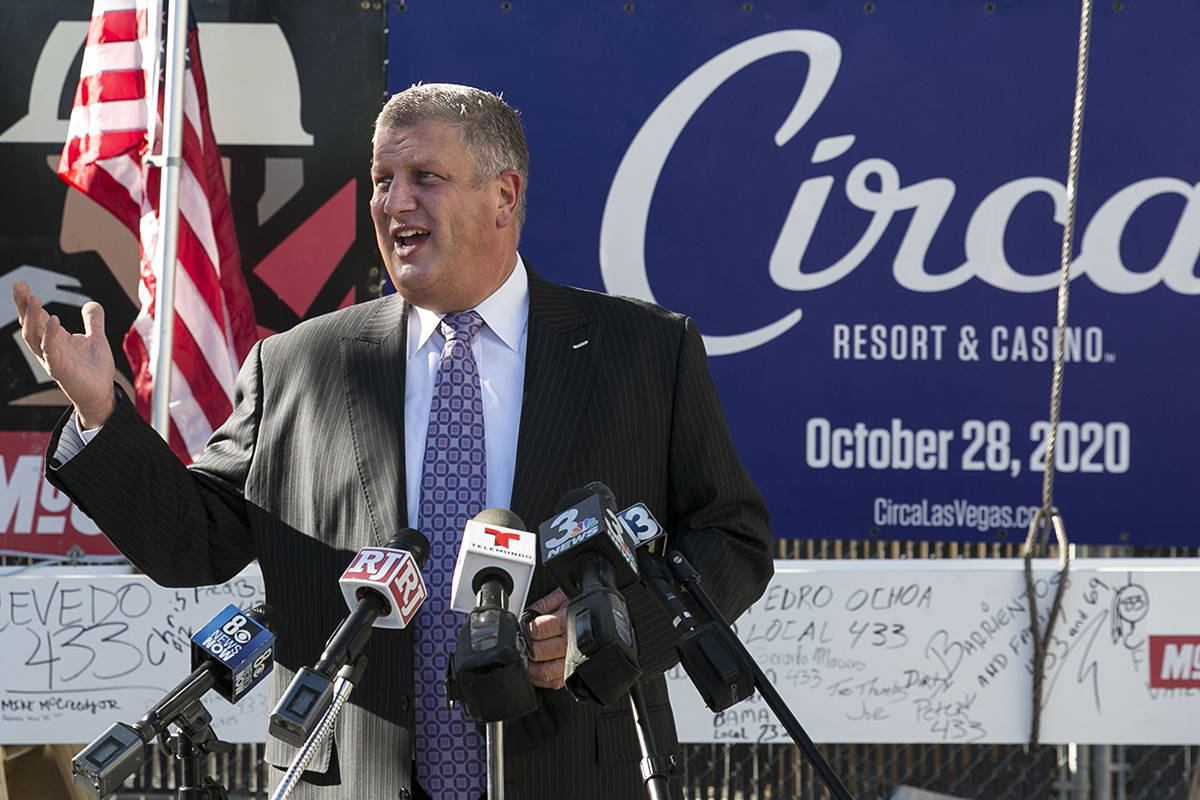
[
  {"left": 73, "top": 604, "right": 277, "bottom": 798},
  {"left": 449, "top": 507, "right": 537, "bottom": 615},
  {"left": 269, "top": 529, "right": 430, "bottom": 747},
  {"left": 638, "top": 549, "right": 755, "bottom": 712},
  {"left": 334, "top": 529, "right": 431, "bottom": 631},
  {"left": 191, "top": 603, "right": 278, "bottom": 702},
  {"left": 538, "top": 482, "right": 641, "bottom": 706},
  {"left": 615, "top": 501, "right": 665, "bottom": 549},
  {"left": 612, "top": 500, "right": 755, "bottom": 712},
  {"left": 446, "top": 508, "right": 539, "bottom": 722}
]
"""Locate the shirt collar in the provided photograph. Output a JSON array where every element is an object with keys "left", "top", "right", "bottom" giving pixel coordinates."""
[{"left": 408, "top": 254, "right": 530, "bottom": 357}]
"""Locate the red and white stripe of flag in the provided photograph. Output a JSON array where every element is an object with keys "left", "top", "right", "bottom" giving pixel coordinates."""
[{"left": 58, "top": 0, "right": 256, "bottom": 462}]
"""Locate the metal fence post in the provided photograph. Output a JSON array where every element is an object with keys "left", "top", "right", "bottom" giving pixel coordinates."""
[
  {"left": 1114, "top": 744, "right": 1128, "bottom": 800},
  {"left": 1053, "top": 744, "right": 1077, "bottom": 800},
  {"left": 1076, "top": 743, "right": 1091, "bottom": 800},
  {"left": 1092, "top": 744, "right": 1113, "bottom": 800}
]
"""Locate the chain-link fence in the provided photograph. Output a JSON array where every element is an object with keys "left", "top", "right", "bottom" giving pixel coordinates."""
[
  {"left": 99, "top": 740, "right": 1196, "bottom": 799},
  {"left": 679, "top": 742, "right": 1196, "bottom": 799},
  {"left": 8, "top": 538, "right": 1196, "bottom": 800}
]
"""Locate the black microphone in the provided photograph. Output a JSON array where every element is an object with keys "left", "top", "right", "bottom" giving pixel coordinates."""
[
  {"left": 614, "top": 499, "right": 756, "bottom": 712},
  {"left": 538, "top": 482, "right": 641, "bottom": 706},
  {"left": 638, "top": 549, "right": 755, "bottom": 712},
  {"left": 269, "top": 529, "right": 430, "bottom": 747},
  {"left": 72, "top": 603, "right": 277, "bottom": 798},
  {"left": 445, "top": 508, "right": 539, "bottom": 722}
]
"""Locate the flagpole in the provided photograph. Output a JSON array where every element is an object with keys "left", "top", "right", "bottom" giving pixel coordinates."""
[{"left": 149, "top": 0, "right": 190, "bottom": 441}]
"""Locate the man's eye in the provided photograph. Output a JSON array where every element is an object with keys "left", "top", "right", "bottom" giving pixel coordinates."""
[
  {"left": 373, "top": 176, "right": 391, "bottom": 188},
  {"left": 416, "top": 171, "right": 439, "bottom": 182}
]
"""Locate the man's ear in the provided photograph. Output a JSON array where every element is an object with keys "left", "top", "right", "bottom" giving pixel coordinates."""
[{"left": 496, "top": 170, "right": 522, "bottom": 228}]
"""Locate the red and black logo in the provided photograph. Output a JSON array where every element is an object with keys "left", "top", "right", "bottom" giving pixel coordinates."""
[{"left": 1149, "top": 635, "right": 1200, "bottom": 688}]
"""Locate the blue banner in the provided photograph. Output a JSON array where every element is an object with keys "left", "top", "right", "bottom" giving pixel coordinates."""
[{"left": 386, "top": 2, "right": 1198, "bottom": 545}]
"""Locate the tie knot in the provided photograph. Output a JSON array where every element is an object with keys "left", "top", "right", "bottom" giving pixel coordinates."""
[{"left": 440, "top": 310, "right": 483, "bottom": 343}]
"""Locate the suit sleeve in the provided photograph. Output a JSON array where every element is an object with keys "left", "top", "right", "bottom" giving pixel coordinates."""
[
  {"left": 632, "top": 315, "right": 774, "bottom": 675},
  {"left": 44, "top": 341, "right": 267, "bottom": 587}
]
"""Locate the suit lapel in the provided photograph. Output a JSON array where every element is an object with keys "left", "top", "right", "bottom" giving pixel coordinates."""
[
  {"left": 511, "top": 269, "right": 598, "bottom": 522},
  {"left": 344, "top": 294, "right": 410, "bottom": 546}
]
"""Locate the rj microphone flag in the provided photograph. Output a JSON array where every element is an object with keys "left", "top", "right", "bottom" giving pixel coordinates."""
[{"left": 57, "top": 0, "right": 256, "bottom": 462}]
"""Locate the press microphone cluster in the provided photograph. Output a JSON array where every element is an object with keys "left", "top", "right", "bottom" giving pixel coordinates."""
[
  {"left": 269, "top": 529, "right": 430, "bottom": 746},
  {"left": 538, "top": 482, "right": 642, "bottom": 706},
  {"left": 540, "top": 483, "right": 753, "bottom": 713},
  {"left": 73, "top": 603, "right": 277, "bottom": 798},
  {"left": 445, "top": 508, "right": 539, "bottom": 722},
  {"left": 536, "top": 485, "right": 853, "bottom": 798}
]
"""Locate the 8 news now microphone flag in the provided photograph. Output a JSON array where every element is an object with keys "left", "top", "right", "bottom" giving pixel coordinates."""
[{"left": 58, "top": 0, "right": 256, "bottom": 462}]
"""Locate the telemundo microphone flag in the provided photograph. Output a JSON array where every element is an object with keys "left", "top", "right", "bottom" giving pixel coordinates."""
[{"left": 57, "top": 0, "right": 256, "bottom": 462}]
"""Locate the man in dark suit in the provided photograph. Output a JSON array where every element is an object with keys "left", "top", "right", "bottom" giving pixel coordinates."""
[{"left": 12, "top": 83, "right": 772, "bottom": 799}]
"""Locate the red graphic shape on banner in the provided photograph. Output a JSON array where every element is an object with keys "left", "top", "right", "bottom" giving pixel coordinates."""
[
  {"left": 0, "top": 432, "right": 120, "bottom": 557},
  {"left": 253, "top": 179, "right": 356, "bottom": 316}
]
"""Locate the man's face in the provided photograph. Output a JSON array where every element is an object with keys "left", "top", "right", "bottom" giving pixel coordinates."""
[{"left": 370, "top": 120, "right": 520, "bottom": 313}]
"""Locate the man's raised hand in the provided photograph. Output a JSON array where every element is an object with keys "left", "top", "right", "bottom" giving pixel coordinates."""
[{"left": 12, "top": 279, "right": 117, "bottom": 428}]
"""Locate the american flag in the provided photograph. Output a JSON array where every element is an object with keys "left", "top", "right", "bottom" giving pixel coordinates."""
[{"left": 58, "top": 0, "right": 256, "bottom": 462}]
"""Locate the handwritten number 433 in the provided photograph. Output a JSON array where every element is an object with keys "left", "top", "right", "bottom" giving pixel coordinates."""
[{"left": 850, "top": 620, "right": 909, "bottom": 649}]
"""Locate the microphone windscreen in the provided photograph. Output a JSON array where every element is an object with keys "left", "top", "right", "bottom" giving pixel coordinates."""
[
  {"left": 555, "top": 481, "right": 614, "bottom": 513},
  {"left": 474, "top": 508, "right": 527, "bottom": 531},
  {"left": 386, "top": 527, "right": 431, "bottom": 568},
  {"left": 246, "top": 602, "right": 281, "bottom": 633}
]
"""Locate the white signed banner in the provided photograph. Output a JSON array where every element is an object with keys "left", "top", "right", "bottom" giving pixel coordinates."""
[
  {"left": 4, "top": 559, "right": 1198, "bottom": 746},
  {"left": 667, "top": 559, "right": 1200, "bottom": 744},
  {"left": 0, "top": 564, "right": 267, "bottom": 744}
]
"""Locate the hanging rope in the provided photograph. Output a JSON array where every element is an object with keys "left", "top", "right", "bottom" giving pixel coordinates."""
[{"left": 1020, "top": 0, "right": 1093, "bottom": 748}]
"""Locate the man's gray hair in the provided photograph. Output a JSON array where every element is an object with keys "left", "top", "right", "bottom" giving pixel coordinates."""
[{"left": 375, "top": 83, "right": 529, "bottom": 227}]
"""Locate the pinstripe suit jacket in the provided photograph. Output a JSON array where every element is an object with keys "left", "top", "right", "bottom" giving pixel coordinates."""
[{"left": 47, "top": 266, "right": 773, "bottom": 800}]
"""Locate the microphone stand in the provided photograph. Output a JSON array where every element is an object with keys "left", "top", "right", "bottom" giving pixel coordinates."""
[
  {"left": 73, "top": 660, "right": 241, "bottom": 799},
  {"left": 447, "top": 579, "right": 541, "bottom": 800},
  {"left": 271, "top": 657, "right": 367, "bottom": 800},
  {"left": 629, "top": 683, "right": 674, "bottom": 800},
  {"left": 666, "top": 550, "right": 856, "bottom": 800},
  {"left": 483, "top": 579, "right": 509, "bottom": 800},
  {"left": 487, "top": 721, "right": 504, "bottom": 800},
  {"left": 159, "top": 700, "right": 233, "bottom": 800}
]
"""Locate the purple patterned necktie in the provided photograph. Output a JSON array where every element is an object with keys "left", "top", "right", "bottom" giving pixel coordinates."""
[{"left": 414, "top": 310, "right": 487, "bottom": 799}]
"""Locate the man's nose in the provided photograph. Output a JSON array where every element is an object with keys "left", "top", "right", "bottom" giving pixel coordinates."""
[{"left": 382, "top": 180, "right": 417, "bottom": 215}]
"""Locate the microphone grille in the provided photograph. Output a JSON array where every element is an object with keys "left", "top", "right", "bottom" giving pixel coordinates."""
[
  {"left": 587, "top": 481, "right": 616, "bottom": 504},
  {"left": 388, "top": 528, "right": 432, "bottom": 568},
  {"left": 555, "top": 481, "right": 615, "bottom": 512},
  {"left": 246, "top": 602, "right": 281, "bottom": 632},
  {"left": 473, "top": 507, "right": 527, "bottom": 530}
]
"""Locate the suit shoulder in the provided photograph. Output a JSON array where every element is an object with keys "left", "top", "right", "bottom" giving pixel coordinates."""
[
  {"left": 258, "top": 294, "right": 403, "bottom": 354},
  {"left": 557, "top": 283, "right": 688, "bottom": 331}
]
